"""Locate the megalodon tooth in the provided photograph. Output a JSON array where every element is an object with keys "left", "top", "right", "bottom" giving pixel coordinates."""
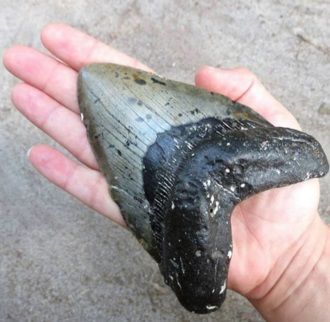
[{"left": 78, "top": 63, "right": 329, "bottom": 314}]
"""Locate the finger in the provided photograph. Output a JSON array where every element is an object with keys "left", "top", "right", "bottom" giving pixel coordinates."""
[
  {"left": 11, "top": 83, "right": 98, "bottom": 169},
  {"left": 28, "top": 144, "right": 125, "bottom": 226},
  {"left": 195, "top": 66, "right": 300, "bottom": 130},
  {"left": 41, "top": 23, "right": 153, "bottom": 72},
  {"left": 3, "top": 45, "right": 80, "bottom": 113}
]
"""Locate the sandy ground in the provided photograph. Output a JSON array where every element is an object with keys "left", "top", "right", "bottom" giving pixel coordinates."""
[{"left": 1, "top": 1, "right": 329, "bottom": 321}]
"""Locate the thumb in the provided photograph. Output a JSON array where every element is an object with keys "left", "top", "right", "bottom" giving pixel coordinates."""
[{"left": 195, "top": 66, "right": 300, "bottom": 130}]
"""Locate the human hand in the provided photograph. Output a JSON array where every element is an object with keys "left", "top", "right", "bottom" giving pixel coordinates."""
[{"left": 4, "top": 24, "right": 329, "bottom": 321}]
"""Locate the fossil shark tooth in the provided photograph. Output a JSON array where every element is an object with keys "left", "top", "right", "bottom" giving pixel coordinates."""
[{"left": 78, "top": 63, "right": 329, "bottom": 314}]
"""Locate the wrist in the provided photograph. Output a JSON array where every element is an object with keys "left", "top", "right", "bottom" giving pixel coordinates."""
[{"left": 249, "top": 215, "right": 330, "bottom": 322}]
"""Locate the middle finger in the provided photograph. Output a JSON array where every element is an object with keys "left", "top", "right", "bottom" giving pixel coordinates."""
[{"left": 4, "top": 46, "right": 80, "bottom": 113}]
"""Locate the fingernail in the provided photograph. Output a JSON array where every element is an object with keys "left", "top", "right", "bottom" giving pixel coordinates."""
[
  {"left": 200, "top": 65, "right": 215, "bottom": 71},
  {"left": 27, "top": 147, "right": 33, "bottom": 158}
]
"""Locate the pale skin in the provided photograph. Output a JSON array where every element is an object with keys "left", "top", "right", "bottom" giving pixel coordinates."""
[{"left": 3, "top": 24, "right": 329, "bottom": 321}]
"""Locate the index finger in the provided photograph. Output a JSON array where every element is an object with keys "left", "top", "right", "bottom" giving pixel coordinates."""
[{"left": 41, "top": 23, "right": 153, "bottom": 72}]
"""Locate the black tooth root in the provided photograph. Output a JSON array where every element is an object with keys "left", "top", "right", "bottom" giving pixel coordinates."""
[{"left": 143, "top": 117, "right": 328, "bottom": 313}]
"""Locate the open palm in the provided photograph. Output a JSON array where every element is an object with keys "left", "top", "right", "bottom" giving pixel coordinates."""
[{"left": 3, "top": 24, "right": 321, "bottom": 303}]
